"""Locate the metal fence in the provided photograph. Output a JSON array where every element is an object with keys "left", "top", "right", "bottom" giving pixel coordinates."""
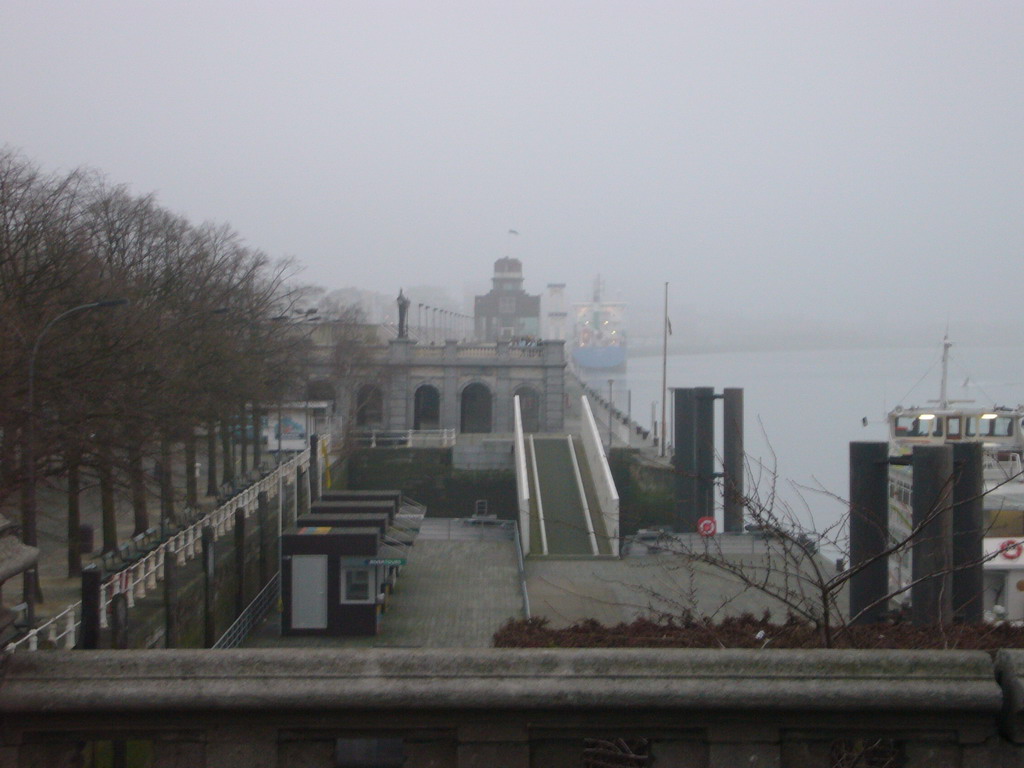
[
  {"left": 4, "top": 440, "right": 324, "bottom": 653},
  {"left": 212, "top": 573, "right": 280, "bottom": 649}
]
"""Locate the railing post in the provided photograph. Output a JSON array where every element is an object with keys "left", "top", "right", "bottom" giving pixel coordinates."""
[
  {"left": 164, "top": 552, "right": 178, "bottom": 649},
  {"left": 234, "top": 509, "right": 246, "bottom": 617},
  {"left": 76, "top": 566, "right": 100, "bottom": 647},
  {"left": 99, "top": 582, "right": 109, "bottom": 629},
  {"left": 134, "top": 563, "right": 147, "bottom": 601},
  {"left": 203, "top": 525, "right": 216, "bottom": 648},
  {"left": 62, "top": 612, "right": 76, "bottom": 649}
]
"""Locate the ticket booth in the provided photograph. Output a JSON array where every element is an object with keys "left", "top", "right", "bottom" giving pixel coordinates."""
[{"left": 282, "top": 525, "right": 384, "bottom": 637}]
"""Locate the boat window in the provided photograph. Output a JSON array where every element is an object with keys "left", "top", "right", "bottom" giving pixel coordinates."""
[
  {"left": 966, "top": 417, "right": 976, "bottom": 437},
  {"left": 991, "top": 417, "right": 1013, "bottom": 437},
  {"left": 894, "top": 416, "right": 932, "bottom": 437},
  {"left": 947, "top": 416, "right": 961, "bottom": 439}
]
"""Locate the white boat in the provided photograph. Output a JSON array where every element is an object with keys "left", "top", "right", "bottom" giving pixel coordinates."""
[{"left": 886, "top": 336, "right": 1024, "bottom": 618}]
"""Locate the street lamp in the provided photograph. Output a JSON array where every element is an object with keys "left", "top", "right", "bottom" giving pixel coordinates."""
[{"left": 23, "top": 298, "right": 128, "bottom": 626}]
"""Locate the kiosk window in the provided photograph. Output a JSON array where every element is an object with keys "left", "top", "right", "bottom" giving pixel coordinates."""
[{"left": 344, "top": 569, "right": 370, "bottom": 602}]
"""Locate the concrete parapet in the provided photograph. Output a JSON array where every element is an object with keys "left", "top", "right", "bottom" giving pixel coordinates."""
[{"left": 1, "top": 647, "right": 1016, "bottom": 767}]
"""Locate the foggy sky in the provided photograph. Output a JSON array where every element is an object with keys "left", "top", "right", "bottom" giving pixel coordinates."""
[{"left": 3, "top": 2, "right": 1022, "bottom": 342}]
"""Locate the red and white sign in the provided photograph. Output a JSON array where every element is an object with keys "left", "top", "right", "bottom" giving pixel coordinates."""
[
  {"left": 1002, "top": 540, "right": 1023, "bottom": 560},
  {"left": 697, "top": 516, "right": 717, "bottom": 537}
]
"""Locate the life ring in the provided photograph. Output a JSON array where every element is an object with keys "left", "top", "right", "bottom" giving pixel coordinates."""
[{"left": 1001, "top": 540, "right": 1023, "bottom": 560}]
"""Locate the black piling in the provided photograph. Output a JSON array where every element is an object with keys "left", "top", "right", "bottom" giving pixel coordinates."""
[
  {"left": 672, "top": 388, "right": 698, "bottom": 532},
  {"left": 78, "top": 564, "right": 101, "bottom": 649},
  {"left": 234, "top": 509, "right": 246, "bottom": 617},
  {"left": 952, "top": 442, "right": 985, "bottom": 623},
  {"left": 694, "top": 386, "right": 716, "bottom": 524},
  {"left": 848, "top": 442, "right": 890, "bottom": 624},
  {"left": 911, "top": 444, "right": 954, "bottom": 625},
  {"left": 202, "top": 525, "right": 216, "bottom": 647},
  {"left": 722, "top": 388, "right": 744, "bottom": 533}
]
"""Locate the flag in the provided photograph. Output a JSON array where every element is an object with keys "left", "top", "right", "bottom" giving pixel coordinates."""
[{"left": 666, "top": 316, "right": 673, "bottom": 335}]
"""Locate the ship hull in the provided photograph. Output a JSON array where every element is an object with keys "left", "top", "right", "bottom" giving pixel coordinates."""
[{"left": 572, "top": 345, "right": 627, "bottom": 372}]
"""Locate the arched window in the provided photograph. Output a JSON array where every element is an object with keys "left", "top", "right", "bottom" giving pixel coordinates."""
[
  {"left": 413, "top": 385, "right": 440, "bottom": 430},
  {"left": 460, "top": 383, "right": 492, "bottom": 434},
  {"left": 355, "top": 384, "right": 384, "bottom": 427}
]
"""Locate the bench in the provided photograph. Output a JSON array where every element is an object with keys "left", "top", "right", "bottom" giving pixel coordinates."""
[{"left": 99, "top": 528, "right": 159, "bottom": 574}]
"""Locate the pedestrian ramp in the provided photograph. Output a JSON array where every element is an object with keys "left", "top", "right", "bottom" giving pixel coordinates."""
[{"left": 513, "top": 395, "right": 620, "bottom": 558}]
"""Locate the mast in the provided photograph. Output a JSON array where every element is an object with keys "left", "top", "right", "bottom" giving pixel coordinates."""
[
  {"left": 660, "top": 282, "right": 668, "bottom": 458},
  {"left": 939, "top": 334, "right": 952, "bottom": 409}
]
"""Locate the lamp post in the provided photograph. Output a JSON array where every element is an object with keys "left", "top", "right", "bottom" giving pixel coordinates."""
[{"left": 23, "top": 298, "right": 127, "bottom": 626}]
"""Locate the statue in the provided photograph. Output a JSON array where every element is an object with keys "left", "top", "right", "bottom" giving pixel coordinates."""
[{"left": 397, "top": 289, "right": 411, "bottom": 339}]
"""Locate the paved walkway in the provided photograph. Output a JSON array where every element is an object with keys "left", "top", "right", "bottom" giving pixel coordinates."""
[{"left": 246, "top": 518, "right": 524, "bottom": 648}]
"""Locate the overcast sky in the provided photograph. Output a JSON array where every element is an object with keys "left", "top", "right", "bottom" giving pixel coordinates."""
[{"left": 3, "top": 2, "right": 1022, "bottom": 340}]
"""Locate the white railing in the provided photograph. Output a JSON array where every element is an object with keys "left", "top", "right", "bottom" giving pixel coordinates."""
[
  {"left": 579, "top": 396, "right": 620, "bottom": 554},
  {"left": 4, "top": 438, "right": 326, "bottom": 654},
  {"left": 566, "top": 434, "right": 599, "bottom": 556},
  {"left": 354, "top": 429, "right": 456, "bottom": 448},
  {"left": 512, "top": 395, "right": 531, "bottom": 556},
  {"left": 985, "top": 453, "right": 1024, "bottom": 485}
]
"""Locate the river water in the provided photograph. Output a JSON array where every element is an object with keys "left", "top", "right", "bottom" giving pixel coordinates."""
[{"left": 582, "top": 341, "right": 1024, "bottom": 533}]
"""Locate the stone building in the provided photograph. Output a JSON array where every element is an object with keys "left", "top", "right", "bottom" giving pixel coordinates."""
[
  {"left": 313, "top": 333, "right": 565, "bottom": 436},
  {"left": 473, "top": 257, "right": 540, "bottom": 342}
]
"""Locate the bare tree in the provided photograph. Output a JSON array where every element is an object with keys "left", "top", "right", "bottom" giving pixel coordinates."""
[{"left": 639, "top": 447, "right": 1012, "bottom": 648}]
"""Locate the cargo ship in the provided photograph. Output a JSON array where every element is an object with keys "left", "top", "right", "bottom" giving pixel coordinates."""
[{"left": 571, "top": 277, "right": 627, "bottom": 373}]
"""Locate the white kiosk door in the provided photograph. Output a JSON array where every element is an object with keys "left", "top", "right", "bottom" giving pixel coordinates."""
[{"left": 291, "top": 555, "right": 328, "bottom": 629}]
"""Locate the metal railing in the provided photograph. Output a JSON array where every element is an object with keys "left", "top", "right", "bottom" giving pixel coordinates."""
[
  {"left": 4, "top": 438, "right": 325, "bottom": 654},
  {"left": 212, "top": 573, "right": 280, "bottom": 649},
  {"left": 511, "top": 520, "right": 530, "bottom": 619}
]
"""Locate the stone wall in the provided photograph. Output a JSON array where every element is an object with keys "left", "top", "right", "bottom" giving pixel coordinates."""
[
  {"left": 609, "top": 449, "right": 675, "bottom": 535},
  {"left": 346, "top": 448, "right": 518, "bottom": 519},
  {"left": 6, "top": 647, "right": 1024, "bottom": 767}
]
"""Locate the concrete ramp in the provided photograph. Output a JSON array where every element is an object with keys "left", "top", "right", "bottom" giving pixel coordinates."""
[
  {"left": 514, "top": 395, "right": 620, "bottom": 558},
  {"left": 530, "top": 437, "right": 595, "bottom": 555}
]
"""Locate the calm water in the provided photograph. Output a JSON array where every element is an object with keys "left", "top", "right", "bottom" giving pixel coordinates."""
[{"left": 587, "top": 342, "right": 1024, "bottom": 532}]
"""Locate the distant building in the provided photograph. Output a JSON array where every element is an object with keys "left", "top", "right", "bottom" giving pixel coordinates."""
[
  {"left": 541, "top": 282, "right": 568, "bottom": 342},
  {"left": 473, "top": 257, "right": 540, "bottom": 341}
]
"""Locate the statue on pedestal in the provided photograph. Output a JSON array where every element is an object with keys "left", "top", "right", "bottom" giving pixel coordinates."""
[{"left": 397, "top": 289, "right": 411, "bottom": 339}]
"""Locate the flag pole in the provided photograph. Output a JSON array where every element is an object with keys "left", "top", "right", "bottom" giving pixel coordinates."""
[{"left": 660, "top": 281, "right": 668, "bottom": 458}]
